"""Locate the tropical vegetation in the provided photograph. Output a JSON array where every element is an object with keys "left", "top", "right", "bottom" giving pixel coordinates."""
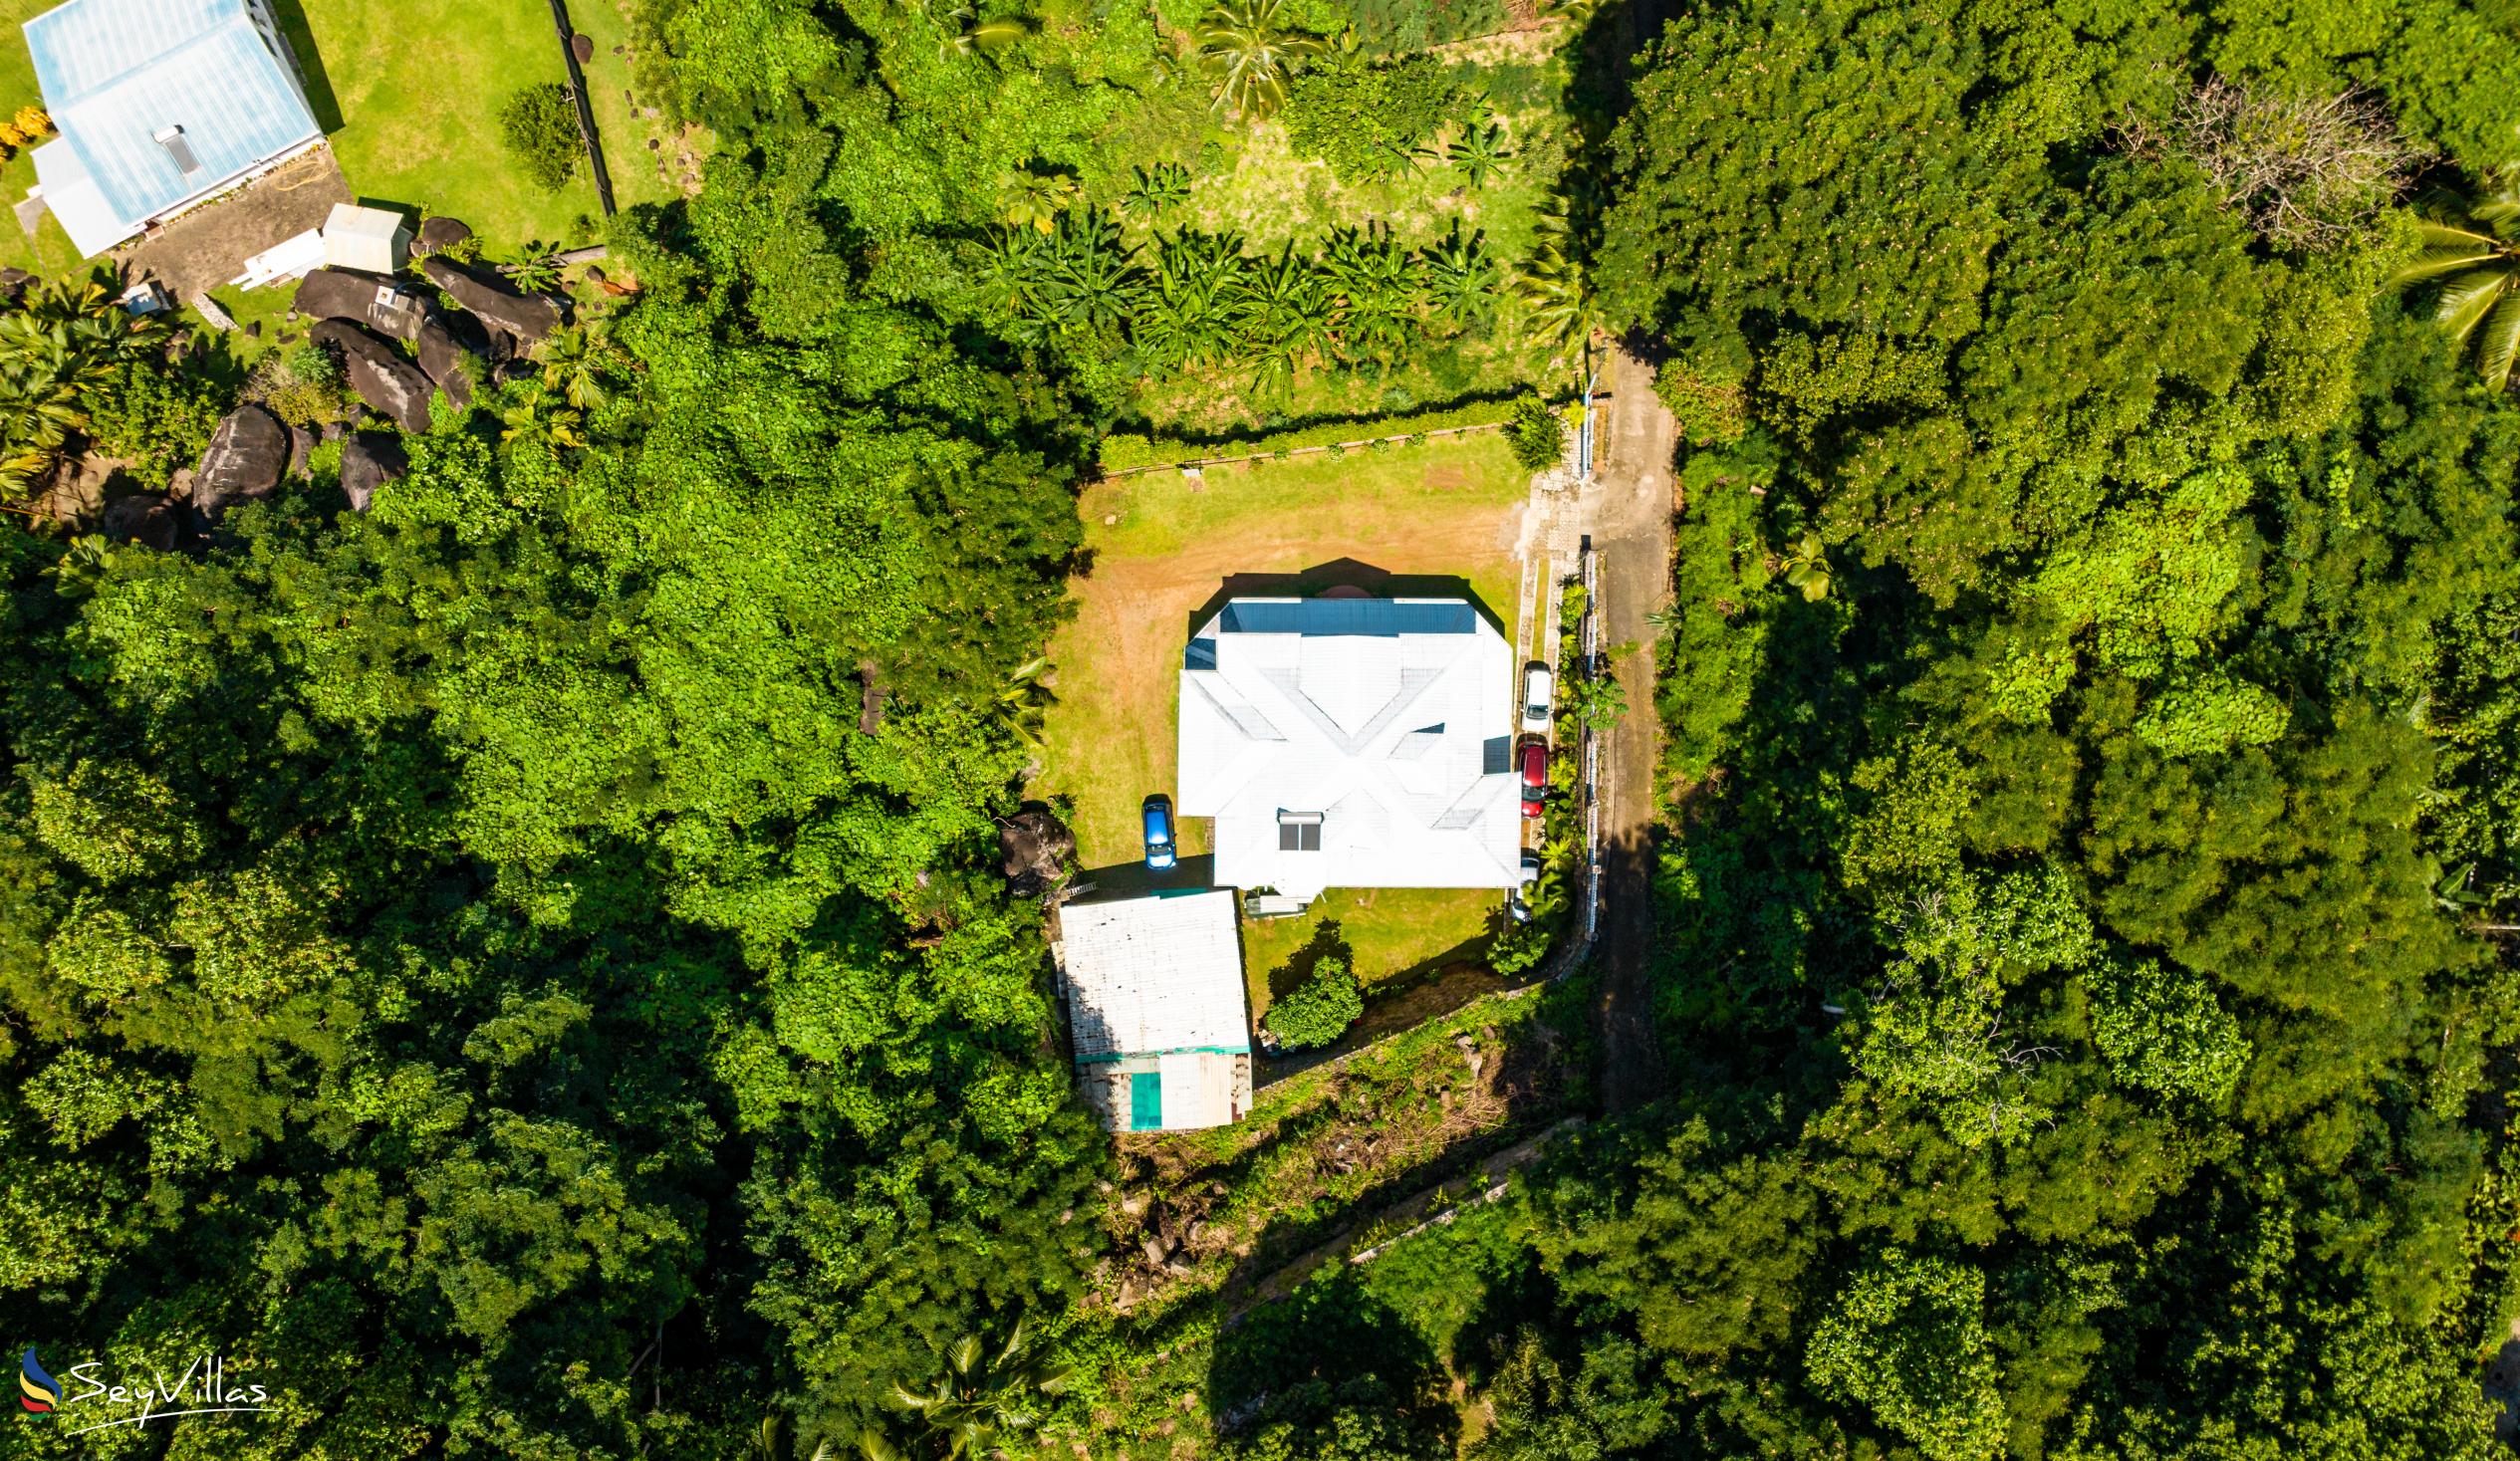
[{"left": 10, "top": 0, "right": 2520, "bottom": 1457}]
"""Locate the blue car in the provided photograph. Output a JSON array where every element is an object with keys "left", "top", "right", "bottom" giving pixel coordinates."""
[{"left": 1142, "top": 795, "right": 1177, "bottom": 870}]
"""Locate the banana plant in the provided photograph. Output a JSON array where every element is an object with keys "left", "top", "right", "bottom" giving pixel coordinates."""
[
  {"left": 1782, "top": 532, "right": 1833, "bottom": 601},
  {"left": 1420, "top": 223, "right": 1500, "bottom": 329},
  {"left": 1446, "top": 119, "right": 1513, "bottom": 188}
]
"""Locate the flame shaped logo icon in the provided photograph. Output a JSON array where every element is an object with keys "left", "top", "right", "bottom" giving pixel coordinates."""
[{"left": 19, "top": 1348, "right": 59, "bottom": 1414}]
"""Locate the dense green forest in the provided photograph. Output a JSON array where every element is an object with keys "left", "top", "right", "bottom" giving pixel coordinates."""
[{"left": 9, "top": 0, "right": 2520, "bottom": 1456}]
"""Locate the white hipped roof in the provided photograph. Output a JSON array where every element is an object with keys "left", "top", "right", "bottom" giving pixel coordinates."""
[
  {"left": 1178, "top": 597, "right": 1520, "bottom": 899},
  {"left": 1060, "top": 889, "right": 1249, "bottom": 1061}
]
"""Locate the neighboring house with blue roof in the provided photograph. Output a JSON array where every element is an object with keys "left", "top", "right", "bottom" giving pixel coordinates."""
[{"left": 22, "top": 0, "right": 323, "bottom": 257}]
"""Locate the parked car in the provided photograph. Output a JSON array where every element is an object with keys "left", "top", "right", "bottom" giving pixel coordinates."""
[
  {"left": 1508, "top": 851, "right": 1543, "bottom": 923},
  {"left": 1141, "top": 794, "right": 1177, "bottom": 870},
  {"left": 1522, "top": 661, "right": 1554, "bottom": 734},
  {"left": 1518, "top": 739, "right": 1548, "bottom": 819}
]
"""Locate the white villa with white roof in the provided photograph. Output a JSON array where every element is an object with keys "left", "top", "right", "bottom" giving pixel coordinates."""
[{"left": 1176, "top": 593, "right": 1522, "bottom": 903}]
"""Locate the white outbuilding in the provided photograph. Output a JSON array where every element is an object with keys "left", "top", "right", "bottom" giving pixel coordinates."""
[
  {"left": 1176, "top": 595, "right": 1521, "bottom": 903},
  {"left": 1056, "top": 889, "right": 1251, "bottom": 1132},
  {"left": 321, "top": 202, "right": 409, "bottom": 274}
]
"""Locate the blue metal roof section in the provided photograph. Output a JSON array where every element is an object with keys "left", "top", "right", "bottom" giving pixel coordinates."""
[
  {"left": 1215, "top": 598, "right": 1478, "bottom": 636},
  {"left": 24, "top": 0, "right": 319, "bottom": 242}
]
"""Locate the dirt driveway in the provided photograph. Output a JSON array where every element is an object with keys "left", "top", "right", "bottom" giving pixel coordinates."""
[
  {"left": 1586, "top": 347, "right": 1678, "bottom": 1111},
  {"left": 116, "top": 148, "right": 352, "bottom": 303}
]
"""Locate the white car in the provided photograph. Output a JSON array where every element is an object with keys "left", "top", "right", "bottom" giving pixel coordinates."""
[{"left": 1521, "top": 662, "right": 1554, "bottom": 735}]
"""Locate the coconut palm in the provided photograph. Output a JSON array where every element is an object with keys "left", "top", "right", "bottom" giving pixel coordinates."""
[
  {"left": 1514, "top": 241, "right": 1598, "bottom": 353},
  {"left": 1195, "top": 0, "right": 1327, "bottom": 119},
  {"left": 2390, "top": 185, "right": 2520, "bottom": 391},
  {"left": 1446, "top": 120, "right": 1513, "bottom": 188},
  {"left": 884, "top": 1318, "right": 1073, "bottom": 1459}
]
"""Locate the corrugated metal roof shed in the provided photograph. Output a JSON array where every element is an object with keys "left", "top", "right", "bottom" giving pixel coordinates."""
[
  {"left": 1060, "top": 890, "right": 1249, "bottom": 1061},
  {"left": 25, "top": 0, "right": 322, "bottom": 255},
  {"left": 1060, "top": 890, "right": 1252, "bottom": 1132}
]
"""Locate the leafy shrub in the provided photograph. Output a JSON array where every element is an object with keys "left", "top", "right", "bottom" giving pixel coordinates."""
[
  {"left": 256, "top": 345, "right": 354, "bottom": 430},
  {"left": 1347, "top": 0, "right": 1506, "bottom": 52},
  {"left": 86, "top": 360, "right": 222, "bottom": 487},
  {"left": 1505, "top": 393, "right": 1565, "bottom": 470},
  {"left": 1283, "top": 53, "right": 1462, "bottom": 180},
  {"left": 1265, "top": 954, "right": 1363, "bottom": 1050},
  {"left": 498, "top": 83, "right": 583, "bottom": 191}
]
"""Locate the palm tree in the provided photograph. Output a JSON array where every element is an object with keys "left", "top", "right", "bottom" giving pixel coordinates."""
[
  {"left": 1514, "top": 241, "right": 1597, "bottom": 353},
  {"left": 995, "top": 655, "right": 1057, "bottom": 748},
  {"left": 501, "top": 243, "right": 566, "bottom": 295},
  {"left": 536, "top": 317, "right": 621, "bottom": 410},
  {"left": 884, "top": 1318, "right": 1073, "bottom": 1459},
  {"left": 938, "top": 2, "right": 1034, "bottom": 56},
  {"left": 2391, "top": 185, "right": 2520, "bottom": 391},
  {"left": 498, "top": 382, "right": 588, "bottom": 451},
  {"left": 1446, "top": 120, "right": 1513, "bottom": 188},
  {"left": 1195, "top": 0, "right": 1326, "bottom": 120},
  {"left": 998, "top": 168, "right": 1079, "bottom": 234},
  {"left": 0, "top": 271, "right": 167, "bottom": 504}
]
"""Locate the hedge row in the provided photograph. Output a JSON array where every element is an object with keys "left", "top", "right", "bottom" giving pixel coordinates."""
[{"left": 1099, "top": 398, "right": 1518, "bottom": 474}]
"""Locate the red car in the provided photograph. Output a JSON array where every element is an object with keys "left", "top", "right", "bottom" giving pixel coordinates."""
[{"left": 1519, "top": 739, "right": 1548, "bottom": 819}]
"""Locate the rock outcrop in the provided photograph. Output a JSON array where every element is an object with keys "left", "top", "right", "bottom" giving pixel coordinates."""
[
  {"left": 293, "top": 268, "right": 428, "bottom": 342},
  {"left": 414, "top": 314, "right": 477, "bottom": 409},
  {"left": 997, "top": 804, "right": 1077, "bottom": 899},
  {"left": 190, "top": 404, "right": 288, "bottom": 519},
  {"left": 311, "top": 320, "right": 435, "bottom": 434},
  {"left": 339, "top": 433, "right": 409, "bottom": 513},
  {"left": 415, "top": 215, "right": 473, "bottom": 256},
  {"left": 419, "top": 256, "right": 561, "bottom": 351},
  {"left": 99, "top": 491, "right": 180, "bottom": 550}
]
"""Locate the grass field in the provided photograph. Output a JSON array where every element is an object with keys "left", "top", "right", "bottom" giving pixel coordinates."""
[
  {"left": 1032, "top": 432, "right": 1532, "bottom": 1009},
  {"left": 0, "top": 0, "right": 690, "bottom": 280},
  {"left": 280, "top": 0, "right": 684, "bottom": 246}
]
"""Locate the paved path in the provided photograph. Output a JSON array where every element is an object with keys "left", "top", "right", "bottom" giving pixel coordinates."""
[{"left": 1583, "top": 349, "right": 1678, "bottom": 1111}]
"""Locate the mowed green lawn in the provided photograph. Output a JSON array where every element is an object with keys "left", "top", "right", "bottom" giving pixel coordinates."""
[
  {"left": 1033, "top": 433, "right": 1532, "bottom": 1013},
  {"left": 281, "top": 0, "right": 682, "bottom": 246},
  {"left": 0, "top": 0, "right": 687, "bottom": 277}
]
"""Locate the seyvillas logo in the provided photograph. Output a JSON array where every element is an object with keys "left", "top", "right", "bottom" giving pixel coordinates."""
[
  {"left": 14, "top": 1348, "right": 272, "bottom": 1435},
  {"left": 19, "top": 1349, "right": 59, "bottom": 1413}
]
